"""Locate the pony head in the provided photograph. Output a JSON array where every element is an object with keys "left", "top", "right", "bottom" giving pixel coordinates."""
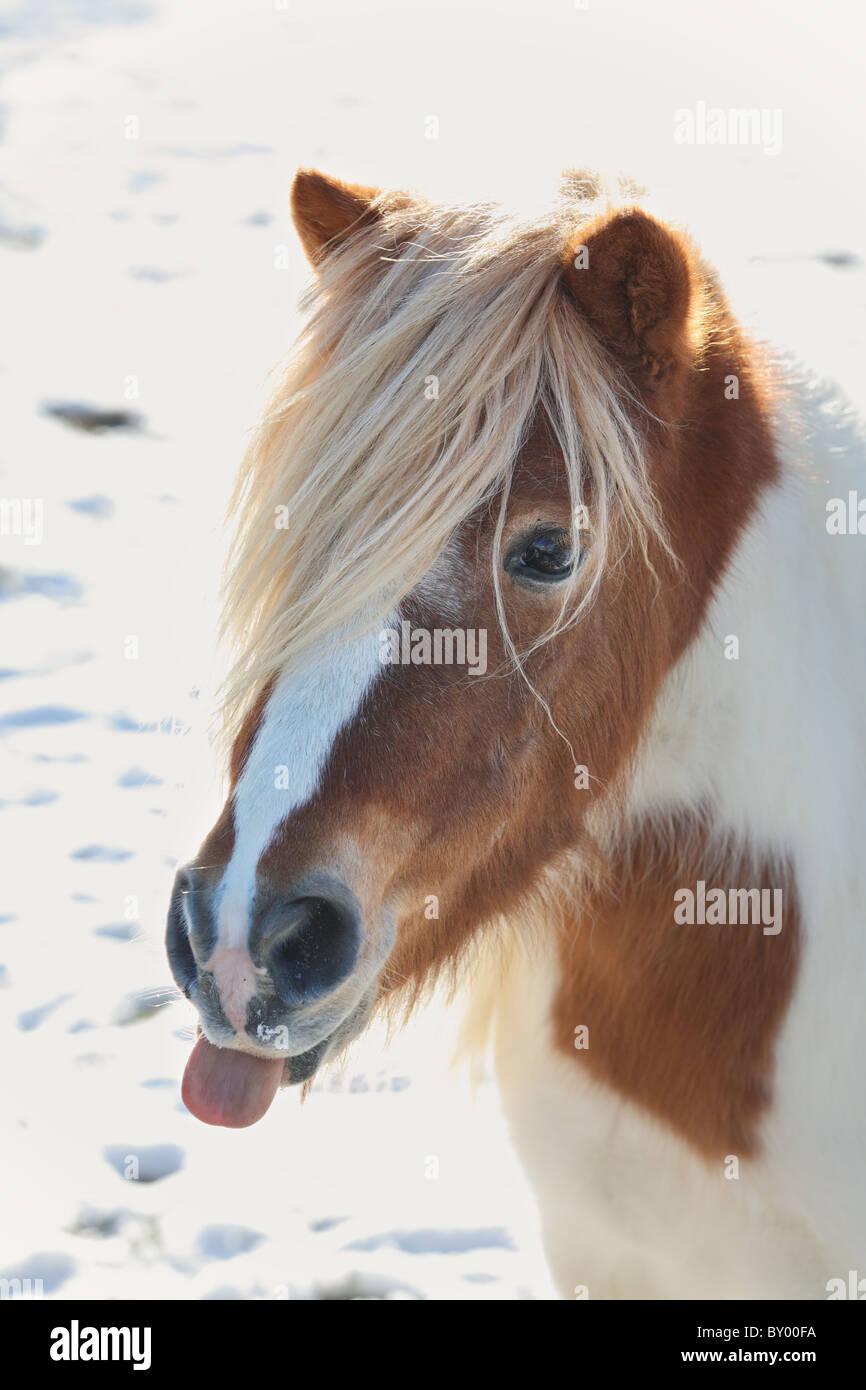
[{"left": 166, "top": 169, "right": 771, "bottom": 1126}]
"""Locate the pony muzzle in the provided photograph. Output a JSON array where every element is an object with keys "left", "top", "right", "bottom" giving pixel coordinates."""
[{"left": 166, "top": 868, "right": 368, "bottom": 1126}]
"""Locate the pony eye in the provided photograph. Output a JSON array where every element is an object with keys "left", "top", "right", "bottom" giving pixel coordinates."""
[{"left": 506, "top": 529, "right": 574, "bottom": 586}]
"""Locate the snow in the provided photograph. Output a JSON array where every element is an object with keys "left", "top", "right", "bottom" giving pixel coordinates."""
[{"left": 1, "top": 0, "right": 864, "bottom": 1301}]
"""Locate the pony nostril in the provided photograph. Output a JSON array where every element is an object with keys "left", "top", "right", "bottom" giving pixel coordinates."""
[
  {"left": 165, "top": 876, "right": 199, "bottom": 996},
  {"left": 263, "top": 896, "right": 362, "bottom": 1006}
]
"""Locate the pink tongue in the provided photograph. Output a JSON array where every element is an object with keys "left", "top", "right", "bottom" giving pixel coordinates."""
[{"left": 182, "top": 1036, "right": 284, "bottom": 1128}]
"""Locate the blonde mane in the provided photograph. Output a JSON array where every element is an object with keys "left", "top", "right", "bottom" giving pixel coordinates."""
[{"left": 219, "top": 183, "right": 668, "bottom": 743}]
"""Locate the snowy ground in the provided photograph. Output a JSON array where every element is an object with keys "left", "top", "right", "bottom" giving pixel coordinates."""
[{"left": 1, "top": 0, "right": 864, "bottom": 1300}]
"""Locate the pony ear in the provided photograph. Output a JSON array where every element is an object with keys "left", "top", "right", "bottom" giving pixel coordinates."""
[
  {"left": 290, "top": 169, "right": 381, "bottom": 267},
  {"left": 563, "top": 208, "right": 695, "bottom": 400}
]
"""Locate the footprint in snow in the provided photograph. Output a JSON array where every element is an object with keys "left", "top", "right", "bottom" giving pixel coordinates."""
[
  {"left": 0, "top": 705, "right": 88, "bottom": 733},
  {"left": 0, "top": 1253, "right": 75, "bottom": 1294},
  {"left": 41, "top": 400, "right": 144, "bottom": 434},
  {"left": 18, "top": 993, "right": 73, "bottom": 1032},
  {"left": 112, "top": 987, "right": 176, "bottom": 1025},
  {"left": 116, "top": 767, "right": 163, "bottom": 788},
  {"left": 70, "top": 845, "right": 134, "bottom": 862},
  {"left": 66, "top": 495, "right": 115, "bottom": 520},
  {"left": 196, "top": 1225, "right": 265, "bottom": 1261},
  {"left": 93, "top": 922, "right": 139, "bottom": 942},
  {"left": 103, "top": 1143, "right": 185, "bottom": 1183}
]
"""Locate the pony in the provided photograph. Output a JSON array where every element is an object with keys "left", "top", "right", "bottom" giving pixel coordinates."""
[{"left": 166, "top": 167, "right": 866, "bottom": 1299}]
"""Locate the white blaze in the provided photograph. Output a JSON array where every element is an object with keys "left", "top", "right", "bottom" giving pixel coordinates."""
[{"left": 213, "top": 620, "right": 389, "bottom": 957}]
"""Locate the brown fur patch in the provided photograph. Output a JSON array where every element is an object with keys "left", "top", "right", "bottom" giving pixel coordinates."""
[{"left": 551, "top": 814, "right": 801, "bottom": 1159}]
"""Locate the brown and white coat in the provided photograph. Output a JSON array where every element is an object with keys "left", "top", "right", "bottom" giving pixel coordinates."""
[{"left": 167, "top": 170, "right": 866, "bottom": 1299}]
